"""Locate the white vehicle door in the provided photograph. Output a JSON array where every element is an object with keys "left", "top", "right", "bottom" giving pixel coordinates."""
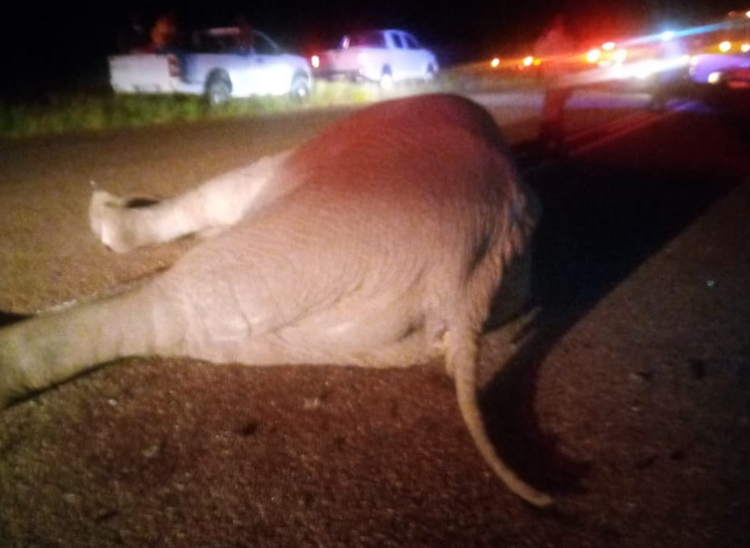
[
  {"left": 385, "top": 32, "right": 408, "bottom": 81},
  {"left": 398, "top": 32, "right": 431, "bottom": 80},
  {"left": 239, "top": 32, "right": 294, "bottom": 96},
  {"left": 189, "top": 29, "right": 294, "bottom": 98}
]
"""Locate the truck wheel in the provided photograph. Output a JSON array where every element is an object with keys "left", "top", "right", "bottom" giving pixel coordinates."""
[
  {"left": 206, "top": 76, "right": 232, "bottom": 106},
  {"left": 289, "top": 75, "right": 311, "bottom": 101}
]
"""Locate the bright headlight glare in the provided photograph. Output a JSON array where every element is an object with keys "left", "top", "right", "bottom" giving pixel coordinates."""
[{"left": 586, "top": 48, "right": 601, "bottom": 63}]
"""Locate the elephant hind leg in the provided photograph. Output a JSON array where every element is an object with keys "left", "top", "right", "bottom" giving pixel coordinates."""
[
  {"left": 88, "top": 150, "right": 293, "bottom": 253},
  {"left": 89, "top": 185, "right": 213, "bottom": 253}
]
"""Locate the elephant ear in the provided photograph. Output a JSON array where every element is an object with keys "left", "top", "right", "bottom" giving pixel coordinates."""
[{"left": 0, "top": 312, "right": 29, "bottom": 329}]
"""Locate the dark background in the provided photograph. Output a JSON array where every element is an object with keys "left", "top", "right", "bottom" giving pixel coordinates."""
[{"left": 0, "top": 0, "right": 742, "bottom": 101}]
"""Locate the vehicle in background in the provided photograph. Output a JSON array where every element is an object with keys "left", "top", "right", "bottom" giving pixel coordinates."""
[
  {"left": 109, "top": 28, "right": 312, "bottom": 104},
  {"left": 690, "top": 51, "right": 750, "bottom": 85},
  {"left": 582, "top": 32, "right": 690, "bottom": 87},
  {"left": 688, "top": 10, "right": 750, "bottom": 88},
  {"left": 585, "top": 40, "right": 629, "bottom": 71},
  {"left": 310, "top": 29, "right": 438, "bottom": 87},
  {"left": 488, "top": 53, "right": 539, "bottom": 73},
  {"left": 719, "top": 65, "right": 750, "bottom": 88}
]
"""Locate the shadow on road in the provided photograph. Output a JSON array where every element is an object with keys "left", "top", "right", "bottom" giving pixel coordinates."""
[
  {"left": 0, "top": 312, "right": 27, "bottom": 329},
  {"left": 480, "top": 142, "right": 738, "bottom": 496}
]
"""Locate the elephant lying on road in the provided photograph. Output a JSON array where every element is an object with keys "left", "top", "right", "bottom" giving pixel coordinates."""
[{"left": 0, "top": 93, "right": 548, "bottom": 506}]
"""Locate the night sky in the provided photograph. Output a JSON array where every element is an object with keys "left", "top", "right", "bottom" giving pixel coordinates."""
[{"left": 0, "top": 0, "right": 743, "bottom": 101}]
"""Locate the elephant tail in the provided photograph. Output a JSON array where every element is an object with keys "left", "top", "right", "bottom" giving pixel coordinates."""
[{"left": 451, "top": 332, "right": 553, "bottom": 507}]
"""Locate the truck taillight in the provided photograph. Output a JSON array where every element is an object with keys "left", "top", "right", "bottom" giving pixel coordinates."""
[{"left": 168, "top": 55, "right": 180, "bottom": 78}]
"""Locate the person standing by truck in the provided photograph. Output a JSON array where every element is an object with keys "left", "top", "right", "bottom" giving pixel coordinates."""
[
  {"left": 533, "top": 14, "right": 578, "bottom": 155},
  {"left": 235, "top": 14, "right": 254, "bottom": 52},
  {"left": 149, "top": 12, "right": 179, "bottom": 53}
]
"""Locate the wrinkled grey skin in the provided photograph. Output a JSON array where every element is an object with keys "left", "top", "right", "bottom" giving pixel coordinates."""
[{"left": 0, "top": 94, "right": 548, "bottom": 506}]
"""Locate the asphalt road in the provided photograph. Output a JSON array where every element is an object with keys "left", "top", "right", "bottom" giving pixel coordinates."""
[{"left": 1, "top": 90, "right": 749, "bottom": 548}]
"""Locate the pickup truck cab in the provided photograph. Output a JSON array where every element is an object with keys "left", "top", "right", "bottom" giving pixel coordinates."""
[
  {"left": 109, "top": 28, "right": 312, "bottom": 104},
  {"left": 312, "top": 29, "right": 438, "bottom": 87}
]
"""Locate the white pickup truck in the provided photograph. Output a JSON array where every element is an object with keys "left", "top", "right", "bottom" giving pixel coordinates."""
[
  {"left": 312, "top": 29, "right": 438, "bottom": 87},
  {"left": 109, "top": 28, "right": 313, "bottom": 104}
]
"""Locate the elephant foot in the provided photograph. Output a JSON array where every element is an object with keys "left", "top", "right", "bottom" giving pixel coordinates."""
[{"left": 89, "top": 184, "right": 138, "bottom": 254}]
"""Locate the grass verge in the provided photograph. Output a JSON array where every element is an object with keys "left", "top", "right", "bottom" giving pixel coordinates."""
[{"left": 0, "top": 73, "right": 539, "bottom": 140}]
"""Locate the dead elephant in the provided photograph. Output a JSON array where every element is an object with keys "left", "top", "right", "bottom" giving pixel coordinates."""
[{"left": 0, "top": 93, "right": 549, "bottom": 506}]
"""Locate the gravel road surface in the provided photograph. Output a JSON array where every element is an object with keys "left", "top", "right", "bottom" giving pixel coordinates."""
[{"left": 1, "top": 92, "right": 749, "bottom": 548}]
